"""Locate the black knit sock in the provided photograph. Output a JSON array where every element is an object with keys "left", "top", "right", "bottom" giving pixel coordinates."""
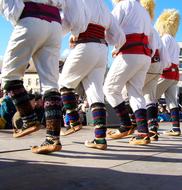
[
  {"left": 135, "top": 109, "right": 149, "bottom": 137},
  {"left": 146, "top": 103, "right": 159, "bottom": 132},
  {"left": 114, "top": 102, "right": 132, "bottom": 127}
]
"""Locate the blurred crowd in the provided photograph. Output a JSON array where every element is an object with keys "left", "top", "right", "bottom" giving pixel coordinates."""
[
  {"left": 0, "top": 87, "right": 89, "bottom": 130},
  {"left": 0, "top": 85, "right": 181, "bottom": 130}
]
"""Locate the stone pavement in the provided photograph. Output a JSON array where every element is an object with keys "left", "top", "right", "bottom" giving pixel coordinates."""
[{"left": 0, "top": 123, "right": 182, "bottom": 190}]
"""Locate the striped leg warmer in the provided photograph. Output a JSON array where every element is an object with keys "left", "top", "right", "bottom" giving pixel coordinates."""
[
  {"left": 146, "top": 103, "right": 159, "bottom": 132},
  {"left": 114, "top": 102, "right": 132, "bottom": 127},
  {"left": 170, "top": 107, "right": 180, "bottom": 132},
  {"left": 44, "top": 91, "right": 62, "bottom": 140},
  {"left": 135, "top": 109, "right": 149, "bottom": 137},
  {"left": 60, "top": 88, "right": 81, "bottom": 127},
  {"left": 4, "top": 80, "right": 38, "bottom": 128},
  {"left": 91, "top": 102, "right": 106, "bottom": 144}
]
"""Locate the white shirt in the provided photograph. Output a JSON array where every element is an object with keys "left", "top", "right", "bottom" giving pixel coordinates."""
[
  {"left": 0, "top": 0, "right": 25, "bottom": 25},
  {"left": 148, "top": 28, "right": 157, "bottom": 57},
  {"left": 61, "top": 0, "right": 89, "bottom": 37},
  {"left": 159, "top": 41, "right": 171, "bottom": 69},
  {"left": 24, "top": 0, "right": 88, "bottom": 37},
  {"left": 161, "top": 34, "right": 180, "bottom": 66},
  {"left": 151, "top": 29, "right": 171, "bottom": 69},
  {"left": 0, "top": 0, "right": 89, "bottom": 37},
  {"left": 82, "top": 0, "right": 126, "bottom": 50},
  {"left": 112, "top": 0, "right": 155, "bottom": 53}
]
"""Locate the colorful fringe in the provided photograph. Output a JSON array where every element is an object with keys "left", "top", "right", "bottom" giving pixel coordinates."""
[{"left": 44, "top": 91, "right": 62, "bottom": 138}]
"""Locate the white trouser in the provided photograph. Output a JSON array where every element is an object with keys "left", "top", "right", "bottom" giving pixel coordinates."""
[
  {"left": 103, "top": 54, "right": 150, "bottom": 112},
  {"left": 59, "top": 43, "right": 108, "bottom": 106},
  {"left": 2, "top": 17, "right": 62, "bottom": 93},
  {"left": 143, "top": 61, "right": 163, "bottom": 105},
  {"left": 156, "top": 78, "right": 178, "bottom": 109}
]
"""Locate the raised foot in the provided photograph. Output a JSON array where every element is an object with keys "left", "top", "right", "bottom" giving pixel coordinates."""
[
  {"left": 60, "top": 125, "right": 82, "bottom": 136},
  {"left": 13, "top": 123, "right": 40, "bottom": 138}
]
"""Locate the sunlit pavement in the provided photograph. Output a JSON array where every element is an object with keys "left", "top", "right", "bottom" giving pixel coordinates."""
[{"left": 0, "top": 123, "right": 182, "bottom": 190}]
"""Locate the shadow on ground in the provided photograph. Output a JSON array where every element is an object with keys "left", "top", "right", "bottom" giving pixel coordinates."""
[{"left": 0, "top": 158, "right": 181, "bottom": 190}]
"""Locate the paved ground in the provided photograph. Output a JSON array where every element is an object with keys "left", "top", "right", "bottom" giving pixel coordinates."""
[{"left": 0, "top": 123, "right": 182, "bottom": 190}]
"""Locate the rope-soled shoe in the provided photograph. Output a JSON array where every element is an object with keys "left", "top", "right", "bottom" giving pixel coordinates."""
[
  {"left": 60, "top": 125, "right": 82, "bottom": 136},
  {"left": 163, "top": 129, "right": 181, "bottom": 136},
  {"left": 129, "top": 135, "right": 151, "bottom": 145},
  {"left": 107, "top": 125, "right": 136, "bottom": 139},
  {"left": 13, "top": 122, "right": 40, "bottom": 138},
  {"left": 85, "top": 139, "right": 107, "bottom": 150},
  {"left": 149, "top": 131, "right": 159, "bottom": 141},
  {"left": 31, "top": 138, "right": 62, "bottom": 154}
]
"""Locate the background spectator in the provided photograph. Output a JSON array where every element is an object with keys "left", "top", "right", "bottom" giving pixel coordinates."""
[{"left": 0, "top": 92, "right": 16, "bottom": 129}]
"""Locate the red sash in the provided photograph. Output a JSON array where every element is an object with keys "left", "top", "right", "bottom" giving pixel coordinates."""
[
  {"left": 20, "top": 2, "right": 61, "bottom": 24},
  {"left": 118, "top": 33, "right": 151, "bottom": 56},
  {"left": 78, "top": 23, "right": 105, "bottom": 40},
  {"left": 161, "top": 63, "right": 179, "bottom": 81}
]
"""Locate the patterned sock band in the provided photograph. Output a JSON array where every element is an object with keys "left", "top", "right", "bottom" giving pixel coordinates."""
[
  {"left": 91, "top": 102, "right": 106, "bottom": 126},
  {"left": 170, "top": 107, "right": 180, "bottom": 130},
  {"left": 146, "top": 103, "right": 159, "bottom": 130},
  {"left": 60, "top": 87, "right": 81, "bottom": 127},
  {"left": 135, "top": 109, "right": 149, "bottom": 135},
  {"left": 44, "top": 91, "right": 62, "bottom": 137},
  {"left": 60, "top": 88, "right": 77, "bottom": 110},
  {"left": 66, "top": 110, "right": 80, "bottom": 127},
  {"left": 114, "top": 102, "right": 132, "bottom": 127},
  {"left": 95, "top": 125, "right": 106, "bottom": 138},
  {"left": 91, "top": 103, "right": 107, "bottom": 144},
  {"left": 4, "top": 80, "right": 34, "bottom": 116},
  {"left": 22, "top": 113, "right": 38, "bottom": 129},
  {"left": 95, "top": 138, "right": 107, "bottom": 144},
  {"left": 95, "top": 126, "right": 107, "bottom": 144},
  {"left": 44, "top": 136, "right": 60, "bottom": 145},
  {"left": 95, "top": 125, "right": 107, "bottom": 144},
  {"left": 4, "top": 80, "right": 38, "bottom": 127}
]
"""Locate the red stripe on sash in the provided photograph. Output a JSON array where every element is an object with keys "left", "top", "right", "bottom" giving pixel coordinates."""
[
  {"left": 20, "top": 2, "right": 61, "bottom": 24},
  {"left": 78, "top": 23, "right": 105, "bottom": 40},
  {"left": 118, "top": 33, "right": 151, "bottom": 56}
]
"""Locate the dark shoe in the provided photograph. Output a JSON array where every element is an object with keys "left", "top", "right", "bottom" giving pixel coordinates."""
[
  {"left": 60, "top": 124, "right": 82, "bottom": 136},
  {"left": 85, "top": 139, "right": 107, "bottom": 150},
  {"left": 129, "top": 135, "right": 151, "bottom": 145},
  {"left": 107, "top": 125, "right": 136, "bottom": 139},
  {"left": 31, "top": 138, "right": 62, "bottom": 154},
  {"left": 13, "top": 122, "right": 40, "bottom": 138},
  {"left": 163, "top": 129, "right": 181, "bottom": 136}
]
